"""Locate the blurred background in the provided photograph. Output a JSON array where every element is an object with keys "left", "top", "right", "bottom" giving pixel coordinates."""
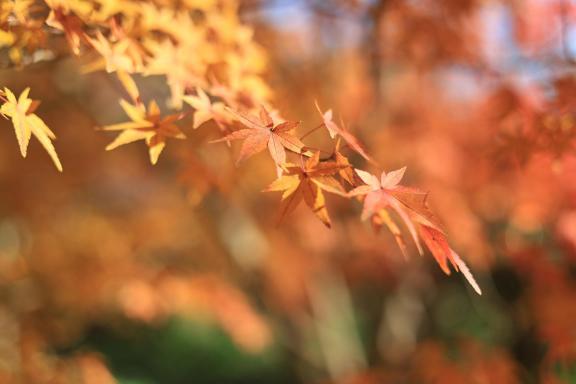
[{"left": 2, "top": 0, "right": 576, "bottom": 383}]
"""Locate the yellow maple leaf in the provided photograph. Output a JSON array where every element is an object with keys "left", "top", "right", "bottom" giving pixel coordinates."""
[
  {"left": 87, "top": 32, "right": 145, "bottom": 73},
  {"left": 102, "top": 99, "right": 185, "bottom": 165},
  {"left": 0, "top": 87, "right": 63, "bottom": 172},
  {"left": 0, "top": 2, "right": 12, "bottom": 22},
  {"left": 0, "top": 30, "right": 15, "bottom": 48},
  {"left": 263, "top": 152, "right": 348, "bottom": 227},
  {"left": 11, "top": 0, "right": 35, "bottom": 24},
  {"left": 182, "top": 87, "right": 228, "bottom": 129}
]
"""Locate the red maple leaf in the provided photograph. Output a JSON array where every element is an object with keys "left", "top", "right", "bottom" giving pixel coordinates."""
[
  {"left": 211, "top": 106, "right": 306, "bottom": 166},
  {"left": 350, "top": 167, "right": 482, "bottom": 295}
]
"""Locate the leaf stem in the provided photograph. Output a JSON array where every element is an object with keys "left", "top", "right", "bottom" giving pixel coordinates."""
[{"left": 299, "top": 122, "right": 325, "bottom": 140}]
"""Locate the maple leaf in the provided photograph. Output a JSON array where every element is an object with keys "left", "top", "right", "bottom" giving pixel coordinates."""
[
  {"left": 315, "top": 102, "right": 373, "bottom": 162},
  {"left": 330, "top": 138, "right": 356, "bottom": 185},
  {"left": 86, "top": 32, "right": 144, "bottom": 73},
  {"left": 116, "top": 70, "right": 140, "bottom": 104},
  {"left": 91, "top": 0, "right": 135, "bottom": 21},
  {"left": 263, "top": 151, "right": 347, "bottom": 228},
  {"left": 143, "top": 38, "right": 197, "bottom": 108},
  {"left": 211, "top": 106, "right": 306, "bottom": 166},
  {"left": 102, "top": 99, "right": 185, "bottom": 164},
  {"left": 350, "top": 167, "right": 481, "bottom": 294},
  {"left": 0, "top": 87, "right": 62, "bottom": 171},
  {"left": 183, "top": 87, "right": 229, "bottom": 129},
  {"left": 45, "top": 0, "right": 91, "bottom": 55},
  {"left": 0, "top": 2, "right": 12, "bottom": 22}
]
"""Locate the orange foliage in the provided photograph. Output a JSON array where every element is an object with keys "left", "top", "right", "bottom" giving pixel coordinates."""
[{"left": 2, "top": 0, "right": 576, "bottom": 383}]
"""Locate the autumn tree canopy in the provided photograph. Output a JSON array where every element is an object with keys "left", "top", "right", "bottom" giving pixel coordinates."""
[{"left": 1, "top": 0, "right": 576, "bottom": 383}]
